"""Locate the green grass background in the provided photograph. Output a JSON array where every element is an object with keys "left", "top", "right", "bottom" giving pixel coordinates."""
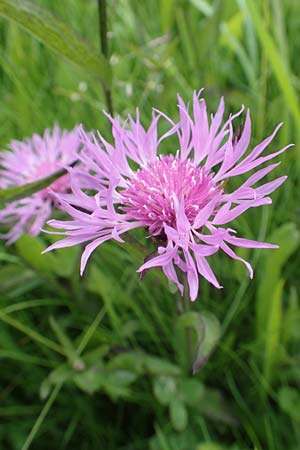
[{"left": 0, "top": 1, "right": 300, "bottom": 449}]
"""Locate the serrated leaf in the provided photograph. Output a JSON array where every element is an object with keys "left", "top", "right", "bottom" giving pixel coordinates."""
[{"left": 0, "top": 0, "right": 111, "bottom": 86}]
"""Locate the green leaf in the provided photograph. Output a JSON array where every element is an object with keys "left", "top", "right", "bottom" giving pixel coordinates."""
[
  {"left": 192, "top": 311, "right": 221, "bottom": 373},
  {"left": 143, "top": 355, "right": 181, "bottom": 376},
  {"left": 197, "top": 387, "right": 238, "bottom": 426},
  {"left": 175, "top": 311, "right": 203, "bottom": 372},
  {"left": 74, "top": 364, "right": 137, "bottom": 398},
  {"left": 175, "top": 311, "right": 221, "bottom": 373},
  {"left": 15, "top": 235, "right": 57, "bottom": 274},
  {"left": 178, "top": 378, "right": 204, "bottom": 406},
  {"left": 0, "top": 0, "right": 111, "bottom": 86},
  {"left": 49, "top": 316, "right": 84, "bottom": 370},
  {"left": 278, "top": 386, "right": 300, "bottom": 422},
  {"left": 74, "top": 363, "right": 106, "bottom": 395},
  {"left": 263, "top": 279, "right": 284, "bottom": 384},
  {"left": 108, "top": 351, "right": 145, "bottom": 375},
  {"left": 246, "top": 0, "right": 300, "bottom": 130},
  {"left": 103, "top": 370, "right": 137, "bottom": 400},
  {"left": 0, "top": 166, "right": 67, "bottom": 205},
  {"left": 256, "top": 223, "right": 300, "bottom": 334},
  {"left": 0, "top": 264, "right": 38, "bottom": 296},
  {"left": 196, "top": 444, "right": 225, "bottom": 450},
  {"left": 47, "top": 235, "right": 81, "bottom": 278},
  {"left": 169, "top": 398, "right": 188, "bottom": 432},
  {"left": 0, "top": 309, "right": 64, "bottom": 355},
  {"left": 153, "top": 376, "right": 177, "bottom": 406}
]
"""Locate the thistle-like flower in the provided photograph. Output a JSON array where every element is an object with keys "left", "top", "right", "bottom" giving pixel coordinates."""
[
  {"left": 0, "top": 124, "right": 81, "bottom": 244},
  {"left": 44, "top": 91, "right": 291, "bottom": 301}
]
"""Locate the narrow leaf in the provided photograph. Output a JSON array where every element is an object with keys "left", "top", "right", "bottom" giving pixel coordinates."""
[
  {"left": 0, "top": 0, "right": 111, "bottom": 86},
  {"left": 246, "top": 0, "right": 300, "bottom": 129},
  {"left": 0, "top": 167, "right": 66, "bottom": 205}
]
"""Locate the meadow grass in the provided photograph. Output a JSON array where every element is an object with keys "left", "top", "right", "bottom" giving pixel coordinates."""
[{"left": 0, "top": 1, "right": 300, "bottom": 449}]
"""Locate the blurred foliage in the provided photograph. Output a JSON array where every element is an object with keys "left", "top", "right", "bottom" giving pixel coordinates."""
[{"left": 0, "top": 0, "right": 300, "bottom": 449}]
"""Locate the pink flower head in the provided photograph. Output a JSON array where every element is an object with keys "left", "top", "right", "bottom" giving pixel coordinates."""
[
  {"left": 0, "top": 124, "right": 81, "bottom": 244},
  {"left": 44, "top": 91, "right": 291, "bottom": 301}
]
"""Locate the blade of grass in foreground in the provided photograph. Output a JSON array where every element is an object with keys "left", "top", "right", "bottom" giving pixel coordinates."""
[{"left": 0, "top": 165, "right": 72, "bottom": 205}]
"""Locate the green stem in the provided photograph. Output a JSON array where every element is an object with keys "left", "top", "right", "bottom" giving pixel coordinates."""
[
  {"left": 97, "top": 0, "right": 114, "bottom": 116},
  {"left": 179, "top": 274, "right": 194, "bottom": 375},
  {"left": 21, "top": 382, "right": 62, "bottom": 450}
]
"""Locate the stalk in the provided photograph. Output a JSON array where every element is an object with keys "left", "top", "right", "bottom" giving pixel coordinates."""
[
  {"left": 179, "top": 274, "right": 194, "bottom": 375},
  {"left": 97, "top": 0, "right": 114, "bottom": 116}
]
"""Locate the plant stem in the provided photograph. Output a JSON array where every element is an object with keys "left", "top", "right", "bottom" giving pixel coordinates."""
[
  {"left": 21, "top": 382, "right": 62, "bottom": 450},
  {"left": 97, "top": 0, "right": 114, "bottom": 116},
  {"left": 180, "top": 274, "right": 194, "bottom": 375}
]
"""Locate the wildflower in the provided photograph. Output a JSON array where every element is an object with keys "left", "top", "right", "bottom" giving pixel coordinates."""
[
  {"left": 44, "top": 91, "right": 291, "bottom": 301},
  {"left": 0, "top": 124, "right": 80, "bottom": 244}
]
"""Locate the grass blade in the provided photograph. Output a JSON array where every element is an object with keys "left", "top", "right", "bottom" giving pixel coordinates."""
[
  {"left": 0, "top": 0, "right": 111, "bottom": 86},
  {"left": 246, "top": 0, "right": 300, "bottom": 135}
]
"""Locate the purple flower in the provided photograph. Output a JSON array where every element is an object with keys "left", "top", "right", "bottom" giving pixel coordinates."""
[
  {"left": 44, "top": 91, "right": 291, "bottom": 301},
  {"left": 0, "top": 124, "right": 81, "bottom": 244}
]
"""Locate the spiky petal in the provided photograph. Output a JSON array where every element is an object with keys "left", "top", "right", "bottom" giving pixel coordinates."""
[
  {"left": 44, "top": 92, "right": 291, "bottom": 301},
  {"left": 0, "top": 124, "right": 81, "bottom": 244}
]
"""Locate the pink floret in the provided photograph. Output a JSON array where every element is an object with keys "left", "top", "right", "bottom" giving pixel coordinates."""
[{"left": 0, "top": 124, "right": 81, "bottom": 244}]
